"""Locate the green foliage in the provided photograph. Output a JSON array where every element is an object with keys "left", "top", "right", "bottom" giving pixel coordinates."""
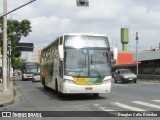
[
  {"left": 0, "top": 19, "right": 32, "bottom": 69},
  {"left": 12, "top": 57, "right": 25, "bottom": 70}
]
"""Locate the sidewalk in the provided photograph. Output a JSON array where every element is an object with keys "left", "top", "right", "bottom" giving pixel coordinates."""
[{"left": 0, "top": 80, "right": 14, "bottom": 107}]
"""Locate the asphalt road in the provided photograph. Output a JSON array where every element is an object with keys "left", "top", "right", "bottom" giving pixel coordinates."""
[{"left": 0, "top": 76, "right": 160, "bottom": 120}]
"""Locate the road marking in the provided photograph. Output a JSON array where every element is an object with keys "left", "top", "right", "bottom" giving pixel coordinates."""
[
  {"left": 99, "top": 107, "right": 115, "bottom": 111},
  {"left": 132, "top": 101, "right": 160, "bottom": 109},
  {"left": 113, "top": 102, "right": 146, "bottom": 111},
  {"left": 94, "top": 104, "right": 115, "bottom": 111},
  {"left": 152, "top": 100, "right": 160, "bottom": 103}
]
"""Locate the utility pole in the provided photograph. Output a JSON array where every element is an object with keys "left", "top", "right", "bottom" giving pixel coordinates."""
[
  {"left": 2, "top": 0, "right": 8, "bottom": 92},
  {"left": 2, "top": 0, "right": 36, "bottom": 92},
  {"left": 135, "top": 32, "right": 139, "bottom": 76},
  {"left": 8, "top": 40, "right": 11, "bottom": 81}
]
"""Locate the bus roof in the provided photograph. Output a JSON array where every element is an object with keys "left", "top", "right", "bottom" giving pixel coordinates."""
[
  {"left": 42, "top": 33, "right": 108, "bottom": 51},
  {"left": 62, "top": 33, "right": 108, "bottom": 37}
]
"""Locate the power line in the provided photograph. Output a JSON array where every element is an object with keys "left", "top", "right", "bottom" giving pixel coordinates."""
[
  {"left": 46, "top": 0, "right": 65, "bottom": 17},
  {"left": 33, "top": 0, "right": 65, "bottom": 26},
  {"left": 0, "top": 0, "right": 36, "bottom": 18}
]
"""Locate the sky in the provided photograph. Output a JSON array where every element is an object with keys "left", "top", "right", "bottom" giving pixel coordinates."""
[{"left": 1, "top": 0, "right": 160, "bottom": 51}]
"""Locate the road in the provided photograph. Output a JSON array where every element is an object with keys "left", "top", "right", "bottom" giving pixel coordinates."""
[{"left": 0, "top": 76, "right": 160, "bottom": 120}]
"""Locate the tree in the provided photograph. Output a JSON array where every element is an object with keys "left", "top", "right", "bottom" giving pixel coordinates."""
[
  {"left": 0, "top": 19, "right": 32, "bottom": 69},
  {"left": 12, "top": 57, "right": 25, "bottom": 70}
]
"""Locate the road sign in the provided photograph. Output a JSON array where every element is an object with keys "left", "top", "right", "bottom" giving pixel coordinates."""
[{"left": 18, "top": 43, "right": 34, "bottom": 52}]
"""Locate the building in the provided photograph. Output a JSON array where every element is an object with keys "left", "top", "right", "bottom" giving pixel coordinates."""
[
  {"left": 133, "top": 49, "right": 160, "bottom": 74},
  {"left": 22, "top": 47, "right": 41, "bottom": 63},
  {"left": 112, "top": 51, "right": 139, "bottom": 73}
]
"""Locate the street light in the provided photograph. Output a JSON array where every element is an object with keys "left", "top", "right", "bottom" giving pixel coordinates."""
[{"left": 136, "top": 32, "right": 139, "bottom": 76}]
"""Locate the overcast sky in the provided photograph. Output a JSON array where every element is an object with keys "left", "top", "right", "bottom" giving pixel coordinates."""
[{"left": 1, "top": 0, "right": 160, "bottom": 51}]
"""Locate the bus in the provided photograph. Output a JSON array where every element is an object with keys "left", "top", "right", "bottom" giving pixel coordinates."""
[
  {"left": 40, "top": 33, "right": 112, "bottom": 97},
  {"left": 21, "top": 62, "right": 40, "bottom": 80}
]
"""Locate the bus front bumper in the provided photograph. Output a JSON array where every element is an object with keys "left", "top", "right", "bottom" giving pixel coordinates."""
[{"left": 61, "top": 82, "right": 111, "bottom": 94}]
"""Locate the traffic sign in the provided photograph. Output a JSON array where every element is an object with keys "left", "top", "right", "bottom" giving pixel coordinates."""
[{"left": 76, "top": 0, "right": 89, "bottom": 7}]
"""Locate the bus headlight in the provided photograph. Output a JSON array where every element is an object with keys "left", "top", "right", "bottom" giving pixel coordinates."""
[
  {"left": 64, "top": 79, "right": 76, "bottom": 84},
  {"left": 102, "top": 79, "right": 111, "bottom": 84}
]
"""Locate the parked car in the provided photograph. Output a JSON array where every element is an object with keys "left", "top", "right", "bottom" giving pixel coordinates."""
[
  {"left": 32, "top": 72, "right": 40, "bottom": 82},
  {"left": 113, "top": 69, "right": 137, "bottom": 83},
  {"left": 13, "top": 70, "right": 21, "bottom": 76},
  {"left": 13, "top": 71, "right": 19, "bottom": 76}
]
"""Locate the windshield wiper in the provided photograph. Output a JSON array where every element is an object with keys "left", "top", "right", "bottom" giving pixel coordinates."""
[
  {"left": 77, "top": 66, "right": 86, "bottom": 77},
  {"left": 90, "top": 63, "right": 102, "bottom": 78}
]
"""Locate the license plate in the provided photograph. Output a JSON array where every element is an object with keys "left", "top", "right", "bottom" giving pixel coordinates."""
[
  {"left": 129, "top": 78, "right": 133, "bottom": 80},
  {"left": 85, "top": 87, "right": 93, "bottom": 90}
]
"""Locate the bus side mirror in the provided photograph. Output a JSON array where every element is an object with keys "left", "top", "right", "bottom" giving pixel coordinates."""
[{"left": 58, "top": 45, "right": 64, "bottom": 60}]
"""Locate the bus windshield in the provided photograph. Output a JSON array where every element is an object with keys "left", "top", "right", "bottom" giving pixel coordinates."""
[
  {"left": 22, "top": 64, "right": 40, "bottom": 74},
  {"left": 64, "top": 48, "right": 111, "bottom": 77},
  {"left": 24, "top": 65, "right": 40, "bottom": 73},
  {"left": 64, "top": 35, "right": 111, "bottom": 77}
]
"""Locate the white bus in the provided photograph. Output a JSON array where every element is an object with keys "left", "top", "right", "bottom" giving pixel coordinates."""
[{"left": 40, "top": 33, "right": 112, "bottom": 97}]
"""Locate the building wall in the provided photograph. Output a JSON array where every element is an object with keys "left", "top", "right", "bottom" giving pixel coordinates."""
[
  {"left": 133, "top": 49, "right": 160, "bottom": 61},
  {"left": 112, "top": 52, "right": 137, "bottom": 73},
  {"left": 113, "top": 51, "right": 160, "bottom": 75},
  {"left": 117, "top": 53, "right": 136, "bottom": 65},
  {"left": 22, "top": 47, "right": 41, "bottom": 63}
]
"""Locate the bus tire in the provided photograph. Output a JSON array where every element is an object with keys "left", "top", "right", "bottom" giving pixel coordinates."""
[
  {"left": 55, "top": 79, "right": 63, "bottom": 98},
  {"left": 43, "top": 77, "right": 48, "bottom": 90},
  {"left": 42, "top": 76, "right": 45, "bottom": 85},
  {"left": 93, "top": 93, "right": 99, "bottom": 97},
  {"left": 44, "top": 84, "right": 48, "bottom": 90},
  {"left": 55, "top": 80, "right": 58, "bottom": 93}
]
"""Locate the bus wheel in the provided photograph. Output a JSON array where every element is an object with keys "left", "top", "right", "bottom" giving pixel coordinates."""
[
  {"left": 55, "top": 80, "right": 58, "bottom": 93},
  {"left": 43, "top": 83, "right": 48, "bottom": 90},
  {"left": 55, "top": 80, "right": 63, "bottom": 98},
  {"left": 43, "top": 78, "right": 48, "bottom": 90},
  {"left": 93, "top": 93, "right": 99, "bottom": 97},
  {"left": 57, "top": 92, "right": 63, "bottom": 98}
]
